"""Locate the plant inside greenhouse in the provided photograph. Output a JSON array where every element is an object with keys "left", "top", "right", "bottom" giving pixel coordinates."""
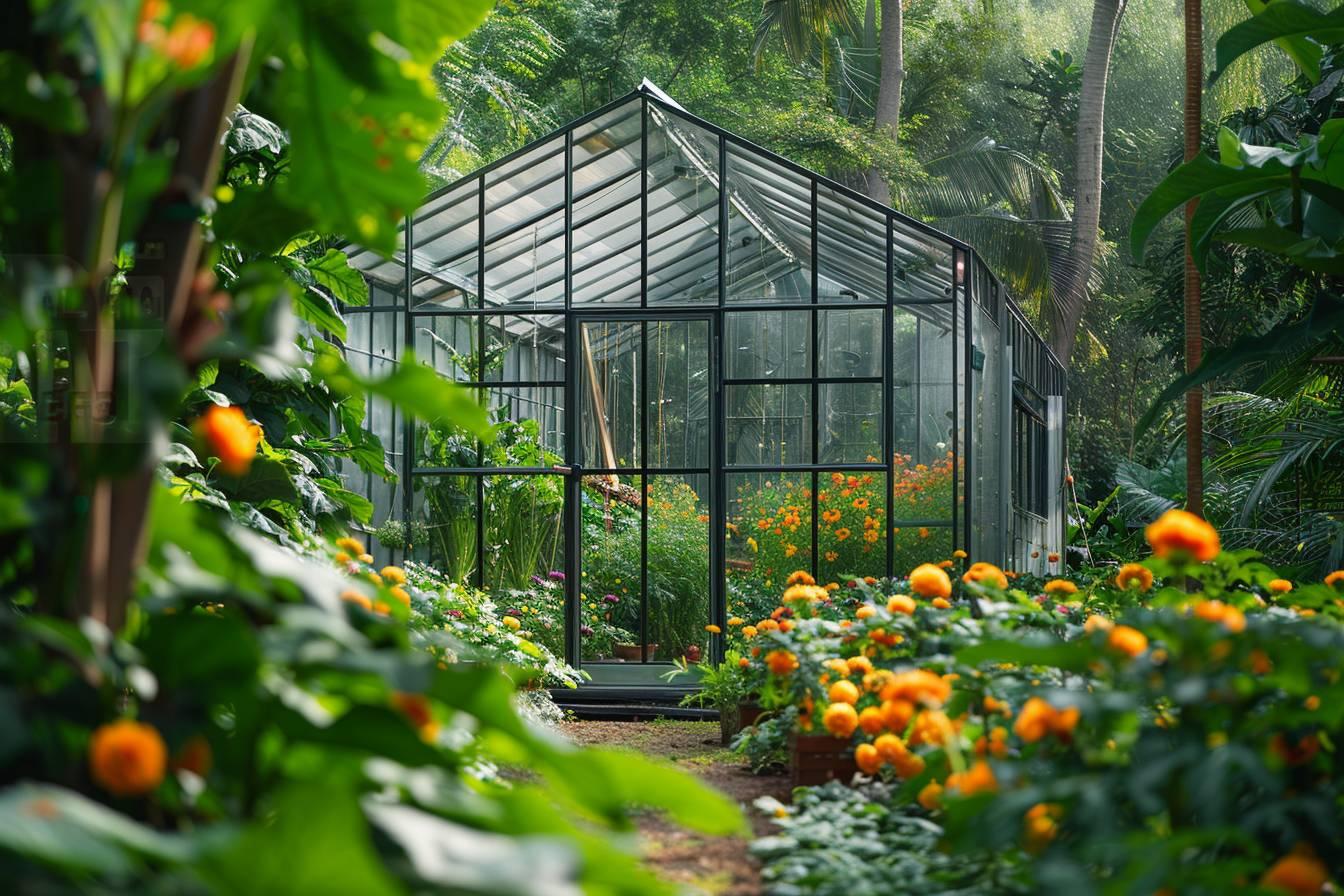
[{"left": 2, "top": 0, "right": 1343, "bottom": 894}]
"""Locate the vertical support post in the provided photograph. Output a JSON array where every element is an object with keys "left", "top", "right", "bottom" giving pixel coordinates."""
[
  {"left": 883, "top": 215, "right": 894, "bottom": 580},
  {"left": 474, "top": 176, "right": 487, "bottom": 590},
  {"left": 949, "top": 248, "right": 960, "bottom": 556},
  {"left": 809, "top": 178, "right": 819, "bottom": 579},
  {"left": 401, "top": 213, "right": 414, "bottom": 551},
  {"left": 562, "top": 130, "right": 581, "bottom": 669},
  {"left": 963, "top": 253, "right": 974, "bottom": 564},
  {"left": 712, "top": 134, "right": 728, "bottom": 665}
]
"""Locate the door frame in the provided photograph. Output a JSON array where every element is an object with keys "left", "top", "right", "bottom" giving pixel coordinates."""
[{"left": 561, "top": 309, "right": 722, "bottom": 677}]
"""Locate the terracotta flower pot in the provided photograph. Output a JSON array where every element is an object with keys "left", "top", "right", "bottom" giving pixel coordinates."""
[
  {"left": 614, "top": 643, "right": 658, "bottom": 662},
  {"left": 788, "top": 732, "right": 859, "bottom": 788}
]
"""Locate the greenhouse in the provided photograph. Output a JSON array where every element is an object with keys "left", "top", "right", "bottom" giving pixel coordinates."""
[{"left": 342, "top": 83, "right": 1066, "bottom": 688}]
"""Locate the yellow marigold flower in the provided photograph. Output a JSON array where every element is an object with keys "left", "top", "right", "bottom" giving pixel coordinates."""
[
  {"left": 1261, "top": 850, "right": 1328, "bottom": 896},
  {"left": 855, "top": 604, "right": 876, "bottom": 620},
  {"left": 728, "top": 616, "right": 744, "bottom": 626},
  {"left": 908, "top": 564, "right": 952, "bottom": 599},
  {"left": 952, "top": 549, "right": 967, "bottom": 559},
  {"left": 1267, "top": 578, "right": 1293, "bottom": 594},
  {"left": 962, "top": 562, "right": 1008, "bottom": 590},
  {"left": 741, "top": 625, "right": 758, "bottom": 638},
  {"left": 887, "top": 594, "right": 916, "bottom": 615},
  {"left": 334, "top": 551, "right": 352, "bottom": 565},
  {"left": 1107, "top": 625, "right": 1148, "bottom": 658},
  {"left": 389, "top": 586, "right": 410, "bottom": 607},
  {"left": 335, "top": 536, "right": 363, "bottom": 554},
  {"left": 89, "top": 720, "right": 167, "bottom": 797},
  {"left": 917, "top": 780, "right": 943, "bottom": 810},
  {"left": 340, "top": 589, "right": 372, "bottom": 610},
  {"left": 1043, "top": 579, "right": 1078, "bottom": 595},
  {"left": 846, "top": 656, "right": 873, "bottom": 675},
  {"left": 705, "top": 624, "right": 722, "bottom": 634},
  {"left": 747, "top": 537, "right": 758, "bottom": 552},
  {"left": 766, "top": 649, "right": 798, "bottom": 675},
  {"left": 195, "top": 404, "right": 261, "bottom": 476},
  {"left": 817, "top": 702, "right": 857, "bottom": 741},
  {"left": 828, "top": 679, "right": 861, "bottom": 705},
  {"left": 1115, "top": 563, "right": 1153, "bottom": 592},
  {"left": 932, "top": 597, "right": 951, "bottom": 609},
  {"left": 502, "top": 615, "right": 521, "bottom": 631},
  {"left": 1145, "top": 508, "right": 1220, "bottom": 562},
  {"left": 854, "top": 742, "right": 883, "bottom": 774},
  {"left": 1305, "top": 695, "right": 1320, "bottom": 711},
  {"left": 380, "top": 565, "right": 407, "bottom": 585}
]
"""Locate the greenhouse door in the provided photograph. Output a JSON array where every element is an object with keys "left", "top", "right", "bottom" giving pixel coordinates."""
[{"left": 563, "top": 314, "right": 718, "bottom": 685}]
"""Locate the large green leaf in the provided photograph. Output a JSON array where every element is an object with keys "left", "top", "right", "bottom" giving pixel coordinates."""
[
  {"left": 0, "top": 783, "right": 203, "bottom": 875},
  {"left": 199, "top": 780, "right": 401, "bottom": 896},
  {"left": 1213, "top": 0, "right": 1343, "bottom": 84},
  {"left": 308, "top": 249, "right": 370, "bottom": 307}
]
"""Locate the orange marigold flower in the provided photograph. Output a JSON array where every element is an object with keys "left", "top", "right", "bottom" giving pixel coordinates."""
[
  {"left": 854, "top": 742, "right": 883, "bottom": 775},
  {"left": 881, "top": 669, "right": 951, "bottom": 707},
  {"left": 89, "top": 720, "right": 167, "bottom": 797},
  {"left": 917, "top": 780, "right": 943, "bottom": 810},
  {"left": 1107, "top": 625, "right": 1148, "bottom": 658},
  {"left": 390, "top": 692, "right": 439, "bottom": 741},
  {"left": 1267, "top": 578, "right": 1293, "bottom": 594},
  {"left": 1083, "top": 614, "right": 1112, "bottom": 633},
  {"left": 388, "top": 586, "right": 411, "bottom": 607},
  {"left": 858, "top": 706, "right": 886, "bottom": 735},
  {"left": 835, "top": 527, "right": 852, "bottom": 541},
  {"left": 787, "top": 570, "right": 816, "bottom": 587},
  {"left": 742, "top": 625, "right": 758, "bottom": 638},
  {"left": 171, "top": 734, "right": 212, "bottom": 778},
  {"left": 828, "top": 679, "right": 861, "bottom": 705},
  {"left": 1013, "top": 697, "right": 1056, "bottom": 743},
  {"left": 945, "top": 760, "right": 997, "bottom": 796},
  {"left": 931, "top": 597, "right": 952, "bottom": 609},
  {"left": 1115, "top": 563, "right": 1153, "bottom": 591},
  {"left": 1192, "top": 600, "right": 1247, "bottom": 634},
  {"left": 873, "top": 732, "right": 909, "bottom": 764},
  {"left": 962, "top": 561, "right": 1009, "bottom": 590},
  {"left": 887, "top": 594, "right": 916, "bottom": 615},
  {"left": 1261, "top": 851, "right": 1328, "bottom": 896},
  {"left": 380, "top": 565, "right": 407, "bottom": 584},
  {"left": 880, "top": 698, "right": 915, "bottom": 732},
  {"left": 195, "top": 404, "right": 261, "bottom": 475},
  {"left": 1043, "top": 579, "right": 1078, "bottom": 595},
  {"left": 1145, "top": 508, "right": 1221, "bottom": 562},
  {"left": 855, "top": 604, "right": 877, "bottom": 620},
  {"left": 1322, "top": 570, "right": 1344, "bottom": 589},
  {"left": 822, "top": 702, "right": 859, "bottom": 738},
  {"left": 705, "top": 624, "right": 722, "bottom": 634},
  {"left": 952, "top": 549, "right": 968, "bottom": 559},
  {"left": 847, "top": 655, "right": 874, "bottom": 675},
  {"left": 340, "top": 589, "right": 372, "bottom": 610},
  {"left": 766, "top": 649, "right": 799, "bottom": 676},
  {"left": 908, "top": 563, "right": 952, "bottom": 599}
]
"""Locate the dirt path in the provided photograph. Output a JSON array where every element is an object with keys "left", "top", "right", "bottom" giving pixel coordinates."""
[{"left": 558, "top": 719, "right": 790, "bottom": 896}]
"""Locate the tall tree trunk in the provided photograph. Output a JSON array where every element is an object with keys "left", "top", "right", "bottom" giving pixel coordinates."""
[
  {"left": 866, "top": 0, "right": 903, "bottom": 205},
  {"left": 1048, "top": 0, "right": 1127, "bottom": 363},
  {"left": 1184, "top": 0, "right": 1204, "bottom": 515}
]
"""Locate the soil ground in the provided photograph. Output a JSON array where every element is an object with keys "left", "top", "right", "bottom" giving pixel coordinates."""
[{"left": 558, "top": 718, "right": 790, "bottom": 896}]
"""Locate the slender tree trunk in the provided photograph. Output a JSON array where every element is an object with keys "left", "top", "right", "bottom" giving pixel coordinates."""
[
  {"left": 866, "top": 0, "right": 903, "bottom": 205},
  {"left": 1048, "top": 0, "right": 1127, "bottom": 363},
  {"left": 1184, "top": 0, "right": 1204, "bottom": 515}
]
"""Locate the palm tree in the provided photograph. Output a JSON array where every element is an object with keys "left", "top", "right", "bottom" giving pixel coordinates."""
[
  {"left": 1047, "top": 0, "right": 1128, "bottom": 363},
  {"left": 1183, "top": 0, "right": 1205, "bottom": 516}
]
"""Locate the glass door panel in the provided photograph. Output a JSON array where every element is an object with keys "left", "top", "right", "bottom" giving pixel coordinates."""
[{"left": 573, "top": 316, "right": 713, "bottom": 677}]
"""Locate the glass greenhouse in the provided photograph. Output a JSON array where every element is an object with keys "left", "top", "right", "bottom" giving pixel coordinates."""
[{"left": 342, "top": 83, "right": 1066, "bottom": 689}]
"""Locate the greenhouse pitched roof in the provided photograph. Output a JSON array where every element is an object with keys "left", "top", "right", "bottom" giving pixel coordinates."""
[{"left": 347, "top": 82, "right": 974, "bottom": 314}]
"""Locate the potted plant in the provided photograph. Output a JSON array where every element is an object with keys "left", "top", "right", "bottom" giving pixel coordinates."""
[{"left": 664, "top": 652, "right": 756, "bottom": 744}]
